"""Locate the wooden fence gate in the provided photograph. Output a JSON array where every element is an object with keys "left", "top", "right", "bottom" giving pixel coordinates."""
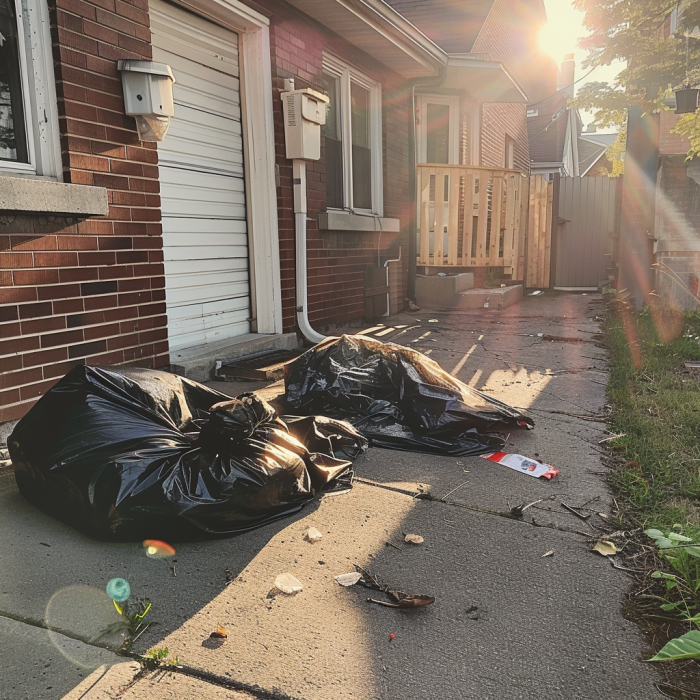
[{"left": 417, "top": 165, "right": 554, "bottom": 287}]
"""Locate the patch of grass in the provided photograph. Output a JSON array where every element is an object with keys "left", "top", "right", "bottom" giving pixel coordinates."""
[{"left": 605, "top": 305, "right": 700, "bottom": 535}]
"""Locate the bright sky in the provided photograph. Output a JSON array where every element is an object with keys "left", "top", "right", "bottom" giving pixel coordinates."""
[{"left": 540, "top": 0, "right": 625, "bottom": 131}]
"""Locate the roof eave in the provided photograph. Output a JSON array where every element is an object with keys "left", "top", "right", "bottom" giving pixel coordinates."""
[
  {"left": 284, "top": 0, "right": 446, "bottom": 78},
  {"left": 440, "top": 55, "right": 529, "bottom": 103}
]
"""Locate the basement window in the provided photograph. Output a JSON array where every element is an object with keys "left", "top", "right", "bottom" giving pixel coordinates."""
[
  {"left": 0, "top": 0, "right": 61, "bottom": 178},
  {"left": 321, "top": 55, "right": 383, "bottom": 216}
]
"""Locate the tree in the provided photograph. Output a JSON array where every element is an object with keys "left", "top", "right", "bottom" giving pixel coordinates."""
[{"left": 573, "top": 0, "right": 700, "bottom": 162}]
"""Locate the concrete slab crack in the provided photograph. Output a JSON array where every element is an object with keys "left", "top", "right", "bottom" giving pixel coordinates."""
[{"left": 353, "top": 477, "right": 594, "bottom": 538}]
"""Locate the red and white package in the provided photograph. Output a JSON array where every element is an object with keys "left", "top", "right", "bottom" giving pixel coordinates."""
[{"left": 481, "top": 451, "right": 559, "bottom": 480}]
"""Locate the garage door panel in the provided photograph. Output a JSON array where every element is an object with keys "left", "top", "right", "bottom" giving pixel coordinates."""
[
  {"left": 165, "top": 277, "right": 250, "bottom": 304},
  {"left": 168, "top": 297, "right": 246, "bottom": 321},
  {"left": 153, "top": 0, "right": 250, "bottom": 351},
  {"left": 170, "top": 307, "right": 250, "bottom": 333},
  {"left": 160, "top": 167, "right": 245, "bottom": 193},
  {"left": 165, "top": 244, "right": 249, "bottom": 261},
  {"left": 161, "top": 219, "right": 247, "bottom": 236},
  {"left": 152, "top": 45, "right": 240, "bottom": 88},
  {"left": 168, "top": 321, "right": 251, "bottom": 351},
  {"left": 165, "top": 257, "right": 250, "bottom": 276}
]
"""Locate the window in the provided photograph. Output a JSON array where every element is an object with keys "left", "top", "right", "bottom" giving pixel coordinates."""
[
  {"left": 0, "top": 0, "right": 61, "bottom": 177},
  {"left": 321, "top": 56, "right": 382, "bottom": 214}
]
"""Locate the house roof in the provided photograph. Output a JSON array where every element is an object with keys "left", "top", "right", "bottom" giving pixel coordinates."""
[
  {"left": 527, "top": 91, "right": 569, "bottom": 164},
  {"left": 383, "top": 0, "right": 495, "bottom": 53},
  {"left": 578, "top": 137, "right": 609, "bottom": 176},
  {"left": 580, "top": 132, "right": 618, "bottom": 148}
]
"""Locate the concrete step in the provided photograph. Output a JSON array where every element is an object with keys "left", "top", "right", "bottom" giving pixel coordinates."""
[
  {"left": 415, "top": 273, "right": 474, "bottom": 309},
  {"left": 456, "top": 284, "right": 523, "bottom": 310}
]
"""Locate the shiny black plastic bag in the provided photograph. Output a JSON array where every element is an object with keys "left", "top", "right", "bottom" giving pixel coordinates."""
[
  {"left": 284, "top": 335, "right": 533, "bottom": 456},
  {"left": 9, "top": 366, "right": 366, "bottom": 541}
]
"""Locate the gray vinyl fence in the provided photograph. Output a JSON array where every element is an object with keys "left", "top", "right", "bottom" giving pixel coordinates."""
[{"left": 555, "top": 176, "right": 618, "bottom": 289}]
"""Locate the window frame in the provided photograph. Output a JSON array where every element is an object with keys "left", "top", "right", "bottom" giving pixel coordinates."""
[
  {"left": 322, "top": 54, "right": 383, "bottom": 216},
  {"left": 0, "top": 0, "right": 61, "bottom": 179}
]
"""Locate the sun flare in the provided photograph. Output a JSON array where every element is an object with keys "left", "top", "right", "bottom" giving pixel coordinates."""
[{"left": 538, "top": 21, "right": 578, "bottom": 66}]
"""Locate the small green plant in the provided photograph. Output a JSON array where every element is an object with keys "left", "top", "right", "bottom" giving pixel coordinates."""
[
  {"left": 89, "top": 598, "right": 155, "bottom": 652},
  {"left": 142, "top": 646, "right": 178, "bottom": 671},
  {"left": 645, "top": 527, "right": 700, "bottom": 661}
]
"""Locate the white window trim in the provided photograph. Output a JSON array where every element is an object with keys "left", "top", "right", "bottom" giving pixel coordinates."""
[
  {"left": 323, "top": 54, "right": 383, "bottom": 216},
  {"left": 1, "top": 0, "right": 62, "bottom": 179},
  {"left": 165, "top": 0, "right": 282, "bottom": 336},
  {"left": 416, "top": 94, "right": 460, "bottom": 164}
]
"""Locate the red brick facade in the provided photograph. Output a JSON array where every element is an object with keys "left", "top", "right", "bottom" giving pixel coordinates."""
[
  {"left": 472, "top": 0, "right": 547, "bottom": 172},
  {"left": 0, "top": 0, "right": 411, "bottom": 422},
  {"left": 0, "top": 0, "right": 167, "bottom": 423},
  {"left": 261, "top": 1, "right": 410, "bottom": 332}
]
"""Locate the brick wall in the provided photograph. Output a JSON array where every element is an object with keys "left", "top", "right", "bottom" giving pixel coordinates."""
[
  {"left": 0, "top": 0, "right": 167, "bottom": 423},
  {"left": 659, "top": 110, "right": 692, "bottom": 156},
  {"left": 260, "top": 0, "right": 411, "bottom": 331},
  {"left": 480, "top": 103, "right": 529, "bottom": 171},
  {"left": 472, "top": 0, "right": 538, "bottom": 172},
  {"left": 0, "top": 0, "right": 413, "bottom": 422}
]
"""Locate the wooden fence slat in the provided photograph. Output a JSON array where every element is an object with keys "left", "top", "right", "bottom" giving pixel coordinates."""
[
  {"left": 503, "top": 175, "right": 516, "bottom": 269},
  {"left": 476, "top": 174, "right": 490, "bottom": 264},
  {"left": 516, "top": 177, "right": 528, "bottom": 282},
  {"left": 461, "top": 172, "right": 474, "bottom": 266},
  {"left": 434, "top": 168, "right": 445, "bottom": 264},
  {"left": 447, "top": 170, "right": 460, "bottom": 265},
  {"left": 490, "top": 175, "right": 504, "bottom": 266},
  {"left": 543, "top": 179, "right": 554, "bottom": 287},
  {"left": 527, "top": 176, "right": 538, "bottom": 287},
  {"left": 537, "top": 177, "right": 547, "bottom": 287},
  {"left": 419, "top": 166, "right": 431, "bottom": 265}
]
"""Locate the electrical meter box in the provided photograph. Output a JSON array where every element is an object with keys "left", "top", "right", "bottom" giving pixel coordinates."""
[
  {"left": 118, "top": 60, "right": 175, "bottom": 141},
  {"left": 282, "top": 86, "right": 329, "bottom": 160}
]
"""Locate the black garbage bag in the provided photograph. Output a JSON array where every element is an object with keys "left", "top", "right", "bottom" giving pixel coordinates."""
[
  {"left": 9, "top": 365, "right": 367, "bottom": 541},
  {"left": 284, "top": 334, "right": 533, "bottom": 456}
]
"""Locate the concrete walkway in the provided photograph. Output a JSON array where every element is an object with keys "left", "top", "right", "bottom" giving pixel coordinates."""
[{"left": 0, "top": 293, "right": 663, "bottom": 699}]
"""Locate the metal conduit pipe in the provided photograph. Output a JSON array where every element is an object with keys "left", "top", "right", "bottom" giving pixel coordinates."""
[{"left": 293, "top": 158, "right": 326, "bottom": 344}]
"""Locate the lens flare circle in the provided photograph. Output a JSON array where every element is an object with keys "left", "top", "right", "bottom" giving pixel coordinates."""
[
  {"left": 45, "top": 585, "right": 126, "bottom": 667},
  {"left": 105, "top": 577, "right": 131, "bottom": 602},
  {"left": 142, "top": 539, "right": 176, "bottom": 559}
]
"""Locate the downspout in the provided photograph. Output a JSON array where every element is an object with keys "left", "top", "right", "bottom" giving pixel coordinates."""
[
  {"left": 293, "top": 158, "right": 326, "bottom": 344},
  {"left": 406, "top": 68, "right": 448, "bottom": 303}
]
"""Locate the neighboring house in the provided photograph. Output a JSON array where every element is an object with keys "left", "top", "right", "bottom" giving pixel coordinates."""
[
  {"left": 528, "top": 54, "right": 584, "bottom": 178},
  {"left": 0, "top": 0, "right": 552, "bottom": 425},
  {"left": 578, "top": 132, "right": 617, "bottom": 177},
  {"left": 651, "top": 108, "right": 700, "bottom": 309}
]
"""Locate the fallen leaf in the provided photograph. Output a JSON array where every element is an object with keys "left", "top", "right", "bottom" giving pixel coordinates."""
[
  {"left": 404, "top": 534, "right": 424, "bottom": 544},
  {"left": 274, "top": 573, "right": 304, "bottom": 594},
  {"left": 210, "top": 624, "right": 228, "bottom": 639},
  {"left": 369, "top": 594, "right": 435, "bottom": 608},
  {"left": 592, "top": 540, "right": 617, "bottom": 556},
  {"left": 335, "top": 572, "right": 363, "bottom": 587},
  {"left": 542, "top": 550, "right": 554, "bottom": 558},
  {"left": 304, "top": 527, "right": 323, "bottom": 542}
]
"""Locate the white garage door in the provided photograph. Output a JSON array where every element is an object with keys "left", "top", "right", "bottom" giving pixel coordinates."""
[{"left": 151, "top": 0, "right": 250, "bottom": 352}]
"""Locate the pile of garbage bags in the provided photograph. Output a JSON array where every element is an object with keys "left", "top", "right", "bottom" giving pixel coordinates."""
[
  {"left": 9, "top": 366, "right": 366, "bottom": 540},
  {"left": 284, "top": 335, "right": 532, "bottom": 455},
  {"left": 9, "top": 335, "right": 534, "bottom": 540}
]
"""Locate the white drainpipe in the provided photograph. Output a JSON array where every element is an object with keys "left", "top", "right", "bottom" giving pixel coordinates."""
[
  {"left": 382, "top": 246, "right": 401, "bottom": 317},
  {"left": 293, "top": 159, "right": 326, "bottom": 344}
]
